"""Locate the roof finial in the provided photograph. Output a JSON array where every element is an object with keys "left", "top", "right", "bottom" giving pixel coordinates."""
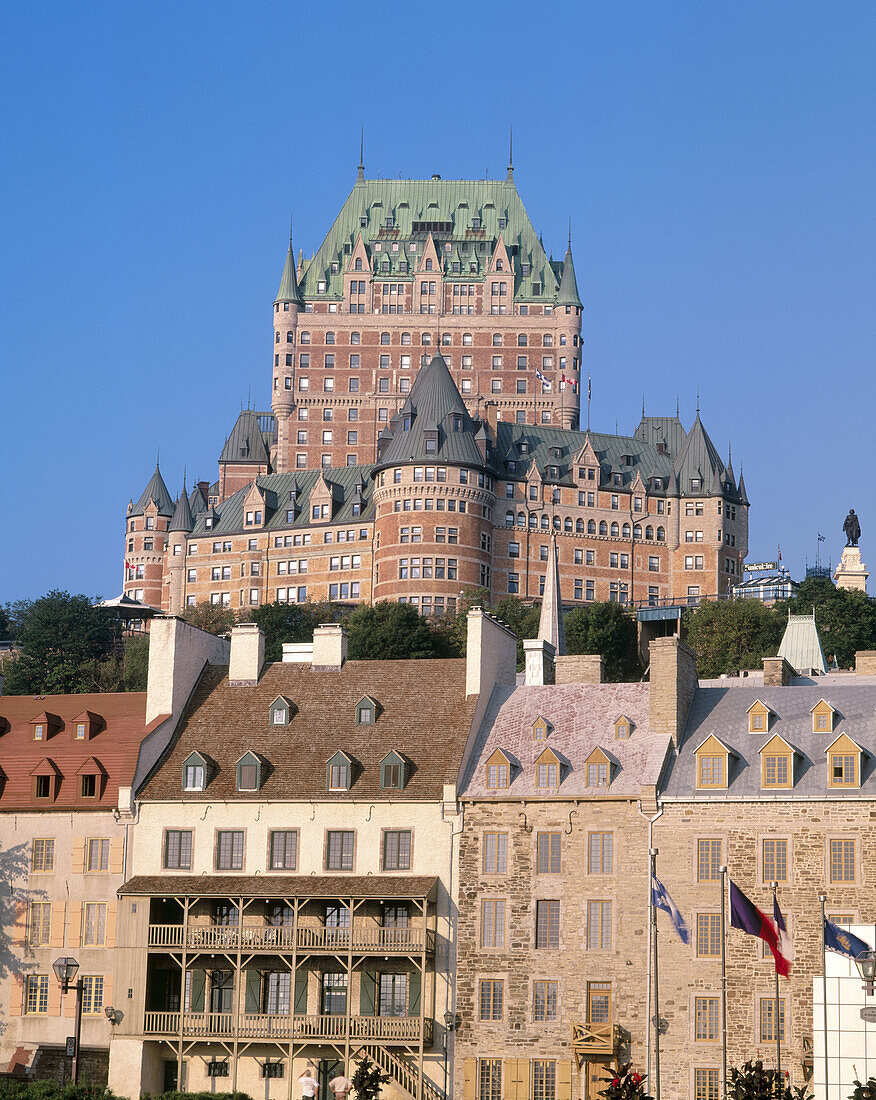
[
  {"left": 156, "top": 447, "right": 160, "bottom": 469},
  {"left": 568, "top": 216, "right": 572, "bottom": 250},
  {"left": 506, "top": 126, "right": 514, "bottom": 180},
  {"left": 728, "top": 439, "right": 732, "bottom": 465},
  {"left": 289, "top": 215, "right": 293, "bottom": 248},
  {"left": 696, "top": 390, "right": 700, "bottom": 416},
  {"left": 357, "top": 126, "right": 365, "bottom": 182},
  {"left": 676, "top": 394, "right": 679, "bottom": 418},
  {"left": 183, "top": 464, "right": 187, "bottom": 490},
  {"left": 642, "top": 393, "right": 645, "bottom": 419}
]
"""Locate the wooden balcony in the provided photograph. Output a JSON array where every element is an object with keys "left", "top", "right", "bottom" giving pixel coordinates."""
[
  {"left": 143, "top": 1011, "right": 432, "bottom": 1044},
  {"left": 571, "top": 1021, "right": 616, "bottom": 1059},
  {"left": 147, "top": 924, "right": 434, "bottom": 955}
]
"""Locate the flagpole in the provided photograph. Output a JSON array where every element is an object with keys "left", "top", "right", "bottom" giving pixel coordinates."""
[
  {"left": 772, "top": 881, "right": 781, "bottom": 1084},
  {"left": 650, "top": 848, "right": 661, "bottom": 1100},
  {"left": 820, "top": 894, "right": 829, "bottom": 1100},
  {"left": 587, "top": 372, "right": 591, "bottom": 431},
  {"left": 720, "top": 865, "right": 728, "bottom": 1094}
]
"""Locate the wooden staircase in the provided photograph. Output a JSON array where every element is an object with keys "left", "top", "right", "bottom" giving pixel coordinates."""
[{"left": 356, "top": 1042, "right": 444, "bottom": 1100}]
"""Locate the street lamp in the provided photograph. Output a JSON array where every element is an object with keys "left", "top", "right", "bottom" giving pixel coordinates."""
[
  {"left": 53, "top": 956, "right": 83, "bottom": 1084},
  {"left": 855, "top": 951, "right": 876, "bottom": 996}
]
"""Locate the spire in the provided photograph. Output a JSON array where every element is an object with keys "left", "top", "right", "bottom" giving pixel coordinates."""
[
  {"left": 132, "top": 461, "right": 174, "bottom": 517},
  {"left": 737, "top": 468, "right": 749, "bottom": 505},
  {"left": 169, "top": 479, "right": 194, "bottom": 533},
  {"left": 275, "top": 220, "right": 304, "bottom": 306},
  {"left": 506, "top": 126, "right": 514, "bottom": 181},
  {"left": 556, "top": 238, "right": 582, "bottom": 308},
  {"left": 357, "top": 126, "right": 365, "bottom": 183},
  {"left": 537, "top": 533, "right": 566, "bottom": 655}
]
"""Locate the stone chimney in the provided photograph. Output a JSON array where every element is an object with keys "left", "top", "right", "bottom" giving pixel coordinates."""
[
  {"left": 555, "top": 655, "right": 605, "bottom": 685},
  {"left": 145, "top": 616, "right": 230, "bottom": 729},
  {"left": 763, "top": 656, "right": 794, "bottom": 687},
  {"left": 466, "top": 608, "right": 517, "bottom": 697},
  {"left": 648, "top": 637, "right": 698, "bottom": 748},
  {"left": 855, "top": 651, "right": 876, "bottom": 676},
  {"left": 524, "top": 639, "right": 556, "bottom": 686},
  {"left": 229, "top": 622, "right": 265, "bottom": 685},
  {"left": 313, "top": 624, "right": 348, "bottom": 669}
]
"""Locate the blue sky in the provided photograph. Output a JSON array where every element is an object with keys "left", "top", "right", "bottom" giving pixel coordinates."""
[{"left": 1, "top": 1, "right": 874, "bottom": 601}]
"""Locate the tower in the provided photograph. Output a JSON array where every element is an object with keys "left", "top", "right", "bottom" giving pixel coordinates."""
[
  {"left": 271, "top": 222, "right": 304, "bottom": 475},
  {"left": 165, "top": 482, "right": 194, "bottom": 615},
  {"left": 124, "top": 462, "right": 173, "bottom": 608}
]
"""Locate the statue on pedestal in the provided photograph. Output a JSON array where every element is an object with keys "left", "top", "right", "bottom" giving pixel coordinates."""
[{"left": 843, "top": 509, "right": 861, "bottom": 547}]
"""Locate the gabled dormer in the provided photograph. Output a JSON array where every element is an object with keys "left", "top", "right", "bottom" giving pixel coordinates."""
[
  {"left": 630, "top": 471, "right": 646, "bottom": 496},
  {"left": 826, "top": 733, "right": 865, "bottom": 789},
  {"left": 614, "top": 715, "right": 633, "bottom": 740},
  {"left": 380, "top": 750, "right": 407, "bottom": 791},
  {"left": 694, "top": 734, "right": 733, "bottom": 790},
  {"left": 416, "top": 233, "right": 442, "bottom": 276},
  {"left": 759, "top": 734, "right": 796, "bottom": 790},
  {"left": 270, "top": 696, "right": 293, "bottom": 726},
  {"left": 346, "top": 232, "right": 372, "bottom": 278},
  {"left": 487, "top": 234, "right": 513, "bottom": 275},
  {"left": 535, "top": 746, "right": 563, "bottom": 790},
  {"left": 236, "top": 751, "right": 264, "bottom": 792},
  {"left": 584, "top": 746, "right": 611, "bottom": 788},
  {"left": 183, "top": 751, "right": 209, "bottom": 791},
  {"left": 746, "top": 699, "right": 773, "bottom": 733},
  {"left": 485, "top": 748, "right": 513, "bottom": 791},
  {"left": 327, "top": 750, "right": 353, "bottom": 792},
  {"left": 532, "top": 716, "right": 551, "bottom": 742},
  {"left": 356, "top": 695, "right": 379, "bottom": 725},
  {"left": 243, "top": 482, "right": 267, "bottom": 528},
  {"left": 31, "top": 759, "right": 60, "bottom": 802},
  {"left": 811, "top": 699, "right": 837, "bottom": 734},
  {"left": 30, "top": 712, "right": 61, "bottom": 742},
  {"left": 309, "top": 474, "right": 336, "bottom": 524},
  {"left": 72, "top": 710, "right": 101, "bottom": 741},
  {"left": 76, "top": 756, "right": 106, "bottom": 801},
  {"left": 574, "top": 437, "right": 601, "bottom": 483}
]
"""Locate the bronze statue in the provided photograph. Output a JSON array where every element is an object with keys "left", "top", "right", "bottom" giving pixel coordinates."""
[{"left": 843, "top": 508, "right": 861, "bottom": 547}]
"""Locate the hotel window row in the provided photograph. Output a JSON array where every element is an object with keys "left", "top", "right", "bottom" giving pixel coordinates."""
[
  {"left": 478, "top": 898, "right": 610, "bottom": 950},
  {"left": 694, "top": 836, "right": 855, "bottom": 885},
  {"left": 480, "top": 830, "right": 613, "bottom": 876}
]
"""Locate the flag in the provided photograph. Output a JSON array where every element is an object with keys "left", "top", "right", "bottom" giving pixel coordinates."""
[
  {"left": 535, "top": 368, "right": 551, "bottom": 389},
  {"left": 818, "top": 533, "right": 825, "bottom": 543},
  {"left": 729, "top": 880, "right": 791, "bottom": 977},
  {"left": 774, "top": 896, "right": 794, "bottom": 969},
  {"left": 587, "top": 373, "right": 592, "bottom": 401},
  {"left": 562, "top": 374, "right": 577, "bottom": 393},
  {"left": 778, "top": 545, "right": 782, "bottom": 563},
  {"left": 651, "top": 875, "right": 689, "bottom": 943},
  {"left": 124, "top": 560, "right": 132, "bottom": 571},
  {"left": 825, "top": 918, "right": 871, "bottom": 961}
]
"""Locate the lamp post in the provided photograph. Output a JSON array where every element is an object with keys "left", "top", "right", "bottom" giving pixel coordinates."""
[
  {"left": 53, "top": 956, "right": 83, "bottom": 1084},
  {"left": 855, "top": 951, "right": 876, "bottom": 996}
]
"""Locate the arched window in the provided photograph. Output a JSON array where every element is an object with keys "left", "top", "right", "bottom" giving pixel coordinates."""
[
  {"left": 425, "top": 258, "right": 433, "bottom": 271},
  {"left": 553, "top": 515, "right": 561, "bottom": 531},
  {"left": 529, "top": 513, "right": 537, "bottom": 529},
  {"left": 518, "top": 511, "right": 526, "bottom": 527},
  {"left": 611, "top": 522, "right": 619, "bottom": 538},
  {"left": 463, "top": 332, "right": 473, "bottom": 346},
  {"left": 518, "top": 333, "right": 528, "bottom": 346},
  {"left": 354, "top": 258, "right": 362, "bottom": 271},
  {"left": 599, "top": 521, "right": 607, "bottom": 536},
  {"left": 622, "top": 523, "right": 631, "bottom": 539},
  {"left": 576, "top": 519, "right": 584, "bottom": 534},
  {"left": 633, "top": 524, "right": 642, "bottom": 540},
  {"left": 645, "top": 525, "right": 654, "bottom": 540},
  {"left": 422, "top": 333, "right": 431, "bottom": 345},
  {"left": 565, "top": 518, "right": 573, "bottom": 533},
  {"left": 496, "top": 260, "right": 504, "bottom": 271},
  {"left": 401, "top": 332, "right": 411, "bottom": 345},
  {"left": 541, "top": 514, "right": 549, "bottom": 531},
  {"left": 505, "top": 510, "right": 514, "bottom": 526},
  {"left": 588, "top": 520, "right": 596, "bottom": 535},
  {"left": 657, "top": 526, "right": 665, "bottom": 542}
]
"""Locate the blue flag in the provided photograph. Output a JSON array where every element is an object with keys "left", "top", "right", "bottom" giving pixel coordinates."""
[
  {"left": 825, "top": 919, "right": 871, "bottom": 961},
  {"left": 651, "top": 875, "right": 689, "bottom": 944}
]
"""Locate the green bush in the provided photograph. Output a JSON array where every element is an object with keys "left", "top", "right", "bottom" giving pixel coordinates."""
[{"left": 0, "top": 1084, "right": 124, "bottom": 1100}]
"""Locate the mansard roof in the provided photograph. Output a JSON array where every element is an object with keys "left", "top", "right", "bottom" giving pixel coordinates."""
[
  {"left": 299, "top": 175, "right": 559, "bottom": 301},
  {"left": 219, "top": 409, "right": 272, "bottom": 466},
  {"left": 139, "top": 659, "right": 478, "bottom": 803},
  {"left": 375, "top": 353, "right": 486, "bottom": 470},
  {"left": 132, "top": 463, "right": 174, "bottom": 517}
]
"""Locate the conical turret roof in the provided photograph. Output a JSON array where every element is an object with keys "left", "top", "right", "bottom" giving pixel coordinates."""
[
  {"left": 169, "top": 483, "right": 195, "bottom": 532},
  {"left": 275, "top": 225, "right": 304, "bottom": 306},
  {"left": 556, "top": 244, "right": 582, "bottom": 309},
  {"left": 673, "top": 415, "right": 725, "bottom": 494},
  {"left": 375, "top": 353, "right": 486, "bottom": 469},
  {"left": 132, "top": 463, "right": 174, "bottom": 516}
]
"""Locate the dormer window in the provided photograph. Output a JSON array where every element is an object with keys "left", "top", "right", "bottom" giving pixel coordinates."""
[
  {"left": 827, "top": 734, "right": 863, "bottom": 789},
  {"left": 327, "top": 751, "right": 353, "bottom": 791},
  {"left": 811, "top": 699, "right": 836, "bottom": 733},
  {"left": 33, "top": 724, "right": 44, "bottom": 741},
  {"left": 532, "top": 716, "right": 550, "bottom": 742},
  {"left": 747, "top": 700, "right": 772, "bottom": 733},
  {"left": 75, "top": 723, "right": 86, "bottom": 740},
  {"left": 535, "top": 747, "right": 561, "bottom": 789},
  {"left": 183, "top": 752, "right": 208, "bottom": 791},
  {"left": 356, "top": 696, "right": 378, "bottom": 725},
  {"left": 472, "top": 217, "right": 481, "bottom": 229},
  {"left": 614, "top": 716, "right": 632, "bottom": 740},
  {"left": 380, "top": 751, "right": 406, "bottom": 790},
  {"left": 690, "top": 478, "right": 702, "bottom": 492},
  {"left": 486, "top": 749, "right": 512, "bottom": 790},
  {"left": 237, "top": 752, "right": 261, "bottom": 792},
  {"left": 270, "top": 696, "right": 292, "bottom": 726},
  {"left": 584, "top": 748, "right": 611, "bottom": 788},
  {"left": 547, "top": 465, "right": 559, "bottom": 479},
  {"left": 695, "top": 735, "right": 731, "bottom": 790},
  {"left": 518, "top": 441, "right": 529, "bottom": 455},
  {"left": 453, "top": 415, "right": 463, "bottom": 432}
]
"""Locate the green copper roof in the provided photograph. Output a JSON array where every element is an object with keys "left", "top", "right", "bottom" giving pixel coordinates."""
[
  {"left": 169, "top": 484, "right": 194, "bottom": 533},
  {"left": 275, "top": 232, "right": 304, "bottom": 306},
  {"left": 299, "top": 176, "right": 560, "bottom": 301},
  {"left": 556, "top": 245, "right": 582, "bottom": 309},
  {"left": 132, "top": 463, "right": 174, "bottom": 516},
  {"left": 219, "top": 410, "right": 271, "bottom": 466}
]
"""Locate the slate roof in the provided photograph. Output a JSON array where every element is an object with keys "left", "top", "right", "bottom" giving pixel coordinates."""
[
  {"left": 633, "top": 415, "right": 688, "bottom": 459},
  {"left": 299, "top": 175, "right": 562, "bottom": 302},
  {"left": 139, "top": 659, "right": 478, "bottom": 802},
  {"left": 132, "top": 463, "right": 174, "bottom": 516},
  {"left": 275, "top": 230, "right": 304, "bottom": 306},
  {"left": 556, "top": 244, "right": 582, "bottom": 308},
  {"left": 119, "top": 874, "right": 438, "bottom": 899},
  {"left": 662, "top": 682, "right": 876, "bottom": 798},
  {"left": 459, "top": 683, "right": 671, "bottom": 798},
  {"left": 219, "top": 410, "right": 272, "bottom": 465},
  {"left": 169, "top": 484, "right": 194, "bottom": 533}
]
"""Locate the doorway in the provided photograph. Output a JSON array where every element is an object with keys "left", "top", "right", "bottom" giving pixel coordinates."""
[{"left": 317, "top": 1058, "right": 342, "bottom": 1100}]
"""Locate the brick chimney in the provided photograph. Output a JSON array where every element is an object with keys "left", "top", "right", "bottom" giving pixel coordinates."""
[
  {"left": 312, "top": 624, "right": 348, "bottom": 669},
  {"left": 229, "top": 622, "right": 265, "bottom": 685},
  {"left": 648, "top": 637, "right": 698, "bottom": 747},
  {"left": 466, "top": 608, "right": 517, "bottom": 697}
]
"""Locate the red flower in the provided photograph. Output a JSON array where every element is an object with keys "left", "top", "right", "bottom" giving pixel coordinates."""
[
  {"left": 631, "top": 1074, "right": 642, "bottom": 1084},
  {"left": 611, "top": 1080, "right": 620, "bottom": 1088}
]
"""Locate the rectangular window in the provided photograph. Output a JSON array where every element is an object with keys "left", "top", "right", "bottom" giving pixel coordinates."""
[
  {"left": 695, "top": 996, "right": 719, "bottom": 1041},
  {"left": 697, "top": 914, "right": 721, "bottom": 957},
  {"left": 536, "top": 833, "right": 561, "bottom": 874},
  {"left": 479, "top": 1061, "right": 502, "bottom": 1100},
  {"left": 588, "top": 981, "right": 611, "bottom": 1025},
  {"left": 830, "top": 752, "right": 858, "bottom": 786},
  {"left": 532, "top": 1060, "right": 556, "bottom": 1100},
  {"left": 587, "top": 901, "right": 611, "bottom": 949},
  {"left": 533, "top": 980, "right": 558, "bottom": 1021},
  {"left": 588, "top": 832, "right": 613, "bottom": 874},
  {"left": 215, "top": 830, "right": 244, "bottom": 870},
  {"left": 763, "top": 754, "right": 790, "bottom": 787},
  {"left": 759, "top": 997, "right": 786, "bottom": 1042},
  {"left": 25, "top": 975, "right": 49, "bottom": 1014},
  {"left": 81, "top": 975, "right": 104, "bottom": 1015},
  {"left": 86, "top": 838, "right": 110, "bottom": 872},
  {"left": 83, "top": 902, "right": 107, "bottom": 946},
  {"left": 763, "top": 838, "right": 788, "bottom": 883},
  {"left": 830, "top": 838, "right": 855, "bottom": 883},
  {"left": 483, "top": 832, "right": 508, "bottom": 875},
  {"left": 164, "top": 830, "right": 192, "bottom": 869},
  {"left": 695, "top": 1069, "right": 720, "bottom": 1100},
  {"left": 698, "top": 755, "right": 725, "bottom": 787},
  {"left": 697, "top": 839, "right": 722, "bottom": 882},
  {"left": 32, "top": 838, "right": 54, "bottom": 872},
  {"left": 326, "top": 830, "right": 355, "bottom": 871},
  {"left": 270, "top": 830, "right": 298, "bottom": 870},
  {"left": 536, "top": 900, "right": 560, "bottom": 948},
  {"left": 479, "top": 979, "right": 504, "bottom": 1021},
  {"left": 383, "top": 830, "right": 412, "bottom": 870},
  {"left": 480, "top": 899, "right": 506, "bottom": 948},
  {"left": 28, "top": 902, "right": 51, "bottom": 946}
]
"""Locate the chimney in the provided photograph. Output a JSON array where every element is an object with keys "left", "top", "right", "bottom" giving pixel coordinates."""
[
  {"left": 466, "top": 608, "right": 517, "bottom": 697},
  {"left": 763, "top": 656, "right": 794, "bottom": 687},
  {"left": 312, "top": 624, "right": 348, "bottom": 669},
  {"left": 229, "top": 622, "right": 265, "bottom": 685},
  {"left": 524, "top": 639, "right": 555, "bottom": 686},
  {"left": 648, "top": 637, "right": 698, "bottom": 748},
  {"left": 855, "top": 651, "right": 876, "bottom": 676},
  {"left": 145, "top": 616, "right": 230, "bottom": 729},
  {"left": 555, "top": 654, "right": 605, "bottom": 685}
]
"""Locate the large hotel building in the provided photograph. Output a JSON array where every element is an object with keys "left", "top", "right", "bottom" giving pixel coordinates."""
[{"left": 122, "top": 163, "right": 748, "bottom": 616}]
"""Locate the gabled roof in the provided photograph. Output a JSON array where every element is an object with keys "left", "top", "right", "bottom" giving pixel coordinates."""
[
  {"left": 219, "top": 410, "right": 271, "bottom": 466},
  {"left": 132, "top": 463, "right": 174, "bottom": 517},
  {"left": 825, "top": 731, "right": 865, "bottom": 756},
  {"left": 672, "top": 415, "right": 727, "bottom": 497},
  {"left": 758, "top": 733, "right": 797, "bottom": 757}
]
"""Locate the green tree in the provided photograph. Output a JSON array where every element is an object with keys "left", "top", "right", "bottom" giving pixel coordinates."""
[
  {"left": 350, "top": 1055, "right": 390, "bottom": 1100},
  {"left": 246, "top": 600, "right": 336, "bottom": 661},
  {"left": 684, "top": 598, "right": 785, "bottom": 678},
  {"left": 3, "top": 590, "right": 120, "bottom": 695},
  {"left": 564, "top": 602, "right": 640, "bottom": 681},
  {"left": 0, "top": 604, "right": 11, "bottom": 642},
  {"left": 433, "top": 587, "right": 492, "bottom": 657},
  {"left": 345, "top": 600, "right": 449, "bottom": 660},
  {"left": 779, "top": 577, "right": 876, "bottom": 668},
  {"left": 92, "top": 634, "right": 150, "bottom": 692},
  {"left": 182, "top": 600, "right": 236, "bottom": 636}
]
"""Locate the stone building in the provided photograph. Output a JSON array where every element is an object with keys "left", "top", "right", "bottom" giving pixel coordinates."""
[{"left": 120, "top": 164, "right": 749, "bottom": 616}]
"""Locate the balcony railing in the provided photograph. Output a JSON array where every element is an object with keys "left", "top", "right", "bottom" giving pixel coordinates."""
[
  {"left": 571, "top": 1021, "right": 616, "bottom": 1057},
  {"left": 147, "top": 924, "right": 434, "bottom": 955},
  {"left": 143, "top": 1012, "right": 431, "bottom": 1043}
]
